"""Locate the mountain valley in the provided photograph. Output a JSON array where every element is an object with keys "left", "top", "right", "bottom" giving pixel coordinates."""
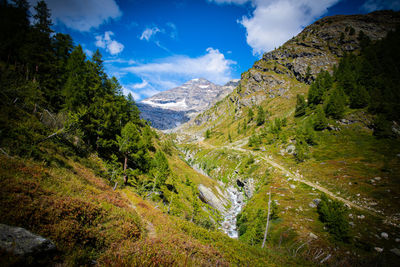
[{"left": 1, "top": 2, "right": 400, "bottom": 266}]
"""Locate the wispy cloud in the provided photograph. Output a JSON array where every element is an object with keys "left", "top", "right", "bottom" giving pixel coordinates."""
[
  {"left": 29, "top": 0, "right": 122, "bottom": 32},
  {"left": 95, "top": 31, "right": 124, "bottom": 55},
  {"left": 140, "top": 27, "right": 161, "bottom": 41},
  {"left": 122, "top": 86, "right": 141, "bottom": 100},
  {"left": 104, "top": 58, "right": 136, "bottom": 64},
  {"left": 131, "top": 80, "right": 149, "bottom": 89},
  {"left": 362, "top": 0, "right": 400, "bottom": 12},
  {"left": 139, "top": 23, "right": 178, "bottom": 53},
  {"left": 166, "top": 22, "right": 178, "bottom": 39}
]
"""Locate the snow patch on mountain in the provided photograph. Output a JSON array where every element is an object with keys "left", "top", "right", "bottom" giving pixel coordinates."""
[{"left": 138, "top": 78, "right": 239, "bottom": 130}]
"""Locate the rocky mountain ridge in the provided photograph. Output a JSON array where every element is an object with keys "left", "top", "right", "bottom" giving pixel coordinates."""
[
  {"left": 190, "top": 10, "right": 400, "bottom": 127},
  {"left": 138, "top": 78, "right": 239, "bottom": 130}
]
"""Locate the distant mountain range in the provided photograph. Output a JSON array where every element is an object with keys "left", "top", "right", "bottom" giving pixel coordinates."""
[{"left": 138, "top": 78, "right": 239, "bottom": 130}]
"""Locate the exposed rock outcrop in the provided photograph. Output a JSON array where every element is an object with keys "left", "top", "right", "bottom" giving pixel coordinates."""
[
  {"left": 0, "top": 224, "right": 56, "bottom": 260},
  {"left": 189, "top": 11, "right": 400, "bottom": 127},
  {"left": 198, "top": 184, "right": 229, "bottom": 214}
]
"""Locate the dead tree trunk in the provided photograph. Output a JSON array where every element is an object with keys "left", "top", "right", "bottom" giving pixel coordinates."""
[
  {"left": 36, "top": 128, "right": 64, "bottom": 144},
  {"left": 123, "top": 155, "right": 128, "bottom": 185},
  {"left": 262, "top": 190, "right": 271, "bottom": 248}
]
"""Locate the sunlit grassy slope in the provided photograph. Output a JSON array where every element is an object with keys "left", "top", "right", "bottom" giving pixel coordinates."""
[{"left": 0, "top": 137, "right": 314, "bottom": 266}]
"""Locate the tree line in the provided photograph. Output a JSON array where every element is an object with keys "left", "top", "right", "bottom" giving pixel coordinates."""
[
  {"left": 295, "top": 27, "right": 400, "bottom": 138},
  {"left": 0, "top": 1, "right": 170, "bottom": 191}
]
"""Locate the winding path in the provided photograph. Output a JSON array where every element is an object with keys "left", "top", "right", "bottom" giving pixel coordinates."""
[{"left": 182, "top": 133, "right": 399, "bottom": 229}]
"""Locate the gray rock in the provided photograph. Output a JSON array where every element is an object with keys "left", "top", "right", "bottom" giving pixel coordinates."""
[
  {"left": 285, "top": 144, "right": 296, "bottom": 154},
  {"left": 313, "top": 198, "right": 321, "bottom": 206},
  {"left": 0, "top": 224, "right": 56, "bottom": 256},
  {"left": 391, "top": 248, "right": 400, "bottom": 257},
  {"left": 381, "top": 232, "right": 389, "bottom": 239},
  {"left": 198, "top": 184, "right": 228, "bottom": 214},
  {"left": 309, "top": 232, "right": 318, "bottom": 239},
  {"left": 309, "top": 202, "right": 317, "bottom": 208}
]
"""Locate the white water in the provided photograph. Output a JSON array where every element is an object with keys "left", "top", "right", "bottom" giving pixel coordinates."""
[
  {"left": 182, "top": 149, "right": 245, "bottom": 238},
  {"left": 220, "top": 186, "right": 245, "bottom": 238}
]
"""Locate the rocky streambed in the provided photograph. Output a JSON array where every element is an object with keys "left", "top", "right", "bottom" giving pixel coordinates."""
[
  {"left": 182, "top": 149, "right": 246, "bottom": 238},
  {"left": 220, "top": 186, "right": 245, "bottom": 238}
]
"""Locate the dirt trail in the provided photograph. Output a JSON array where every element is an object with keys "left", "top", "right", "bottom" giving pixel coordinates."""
[{"left": 182, "top": 133, "right": 399, "bottom": 228}]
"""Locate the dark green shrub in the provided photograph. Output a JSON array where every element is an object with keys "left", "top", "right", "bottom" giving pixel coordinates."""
[
  {"left": 313, "top": 106, "right": 328, "bottom": 130},
  {"left": 295, "top": 94, "right": 306, "bottom": 117},
  {"left": 317, "top": 194, "right": 350, "bottom": 242}
]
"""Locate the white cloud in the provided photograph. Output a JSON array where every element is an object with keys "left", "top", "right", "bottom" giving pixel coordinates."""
[
  {"left": 140, "top": 88, "right": 162, "bottom": 98},
  {"left": 29, "top": 0, "right": 121, "bottom": 32},
  {"left": 362, "top": 0, "right": 400, "bottom": 12},
  {"left": 140, "top": 27, "right": 161, "bottom": 41},
  {"left": 124, "top": 47, "right": 236, "bottom": 86},
  {"left": 108, "top": 40, "right": 124, "bottom": 55},
  {"left": 208, "top": 0, "right": 250, "bottom": 4},
  {"left": 122, "top": 86, "right": 141, "bottom": 100},
  {"left": 84, "top": 49, "right": 93, "bottom": 57},
  {"left": 131, "top": 80, "right": 149, "bottom": 89},
  {"left": 105, "top": 58, "right": 136, "bottom": 64},
  {"left": 121, "top": 82, "right": 160, "bottom": 100},
  {"left": 209, "top": 0, "right": 340, "bottom": 55},
  {"left": 121, "top": 48, "right": 236, "bottom": 99},
  {"left": 95, "top": 31, "right": 124, "bottom": 55}
]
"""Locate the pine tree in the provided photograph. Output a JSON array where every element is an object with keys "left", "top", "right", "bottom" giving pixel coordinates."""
[
  {"left": 33, "top": 0, "right": 52, "bottom": 36},
  {"left": 152, "top": 150, "right": 170, "bottom": 189},
  {"left": 325, "top": 87, "right": 346, "bottom": 119},
  {"left": 205, "top": 129, "right": 211, "bottom": 139},
  {"left": 294, "top": 94, "right": 306, "bottom": 117},
  {"left": 307, "top": 71, "right": 331, "bottom": 106},
  {"left": 256, "top": 105, "right": 265, "bottom": 126},
  {"left": 313, "top": 105, "right": 328, "bottom": 130},
  {"left": 63, "top": 45, "right": 88, "bottom": 111},
  {"left": 247, "top": 108, "right": 254, "bottom": 123},
  {"left": 117, "top": 122, "right": 141, "bottom": 185},
  {"left": 349, "top": 84, "right": 369, "bottom": 108}
]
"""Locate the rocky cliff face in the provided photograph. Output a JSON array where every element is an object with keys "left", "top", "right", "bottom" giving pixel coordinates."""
[
  {"left": 139, "top": 78, "right": 239, "bottom": 130},
  {"left": 191, "top": 11, "right": 400, "bottom": 127}
]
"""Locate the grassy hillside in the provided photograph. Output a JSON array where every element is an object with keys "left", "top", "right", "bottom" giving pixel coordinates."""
[
  {"left": 0, "top": 135, "right": 316, "bottom": 266},
  {"left": 177, "top": 11, "right": 400, "bottom": 265}
]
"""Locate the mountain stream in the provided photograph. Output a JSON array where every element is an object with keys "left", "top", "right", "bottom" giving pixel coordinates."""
[
  {"left": 220, "top": 186, "right": 245, "bottom": 238},
  {"left": 183, "top": 150, "right": 245, "bottom": 238}
]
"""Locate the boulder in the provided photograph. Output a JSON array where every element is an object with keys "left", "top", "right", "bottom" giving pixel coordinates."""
[
  {"left": 313, "top": 198, "right": 321, "bottom": 206},
  {"left": 309, "top": 232, "right": 318, "bottom": 239},
  {"left": 309, "top": 202, "right": 317, "bottom": 208},
  {"left": 391, "top": 248, "right": 400, "bottom": 257},
  {"left": 198, "top": 184, "right": 228, "bottom": 214},
  {"left": 285, "top": 144, "right": 296, "bottom": 154},
  {"left": 0, "top": 223, "right": 56, "bottom": 257},
  {"left": 381, "top": 232, "right": 389, "bottom": 239}
]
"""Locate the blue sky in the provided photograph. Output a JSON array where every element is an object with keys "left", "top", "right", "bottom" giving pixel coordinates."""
[{"left": 30, "top": 0, "right": 400, "bottom": 100}]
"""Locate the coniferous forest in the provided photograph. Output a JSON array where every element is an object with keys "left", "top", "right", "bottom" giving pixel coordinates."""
[{"left": 0, "top": 1, "right": 156, "bottom": 183}]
